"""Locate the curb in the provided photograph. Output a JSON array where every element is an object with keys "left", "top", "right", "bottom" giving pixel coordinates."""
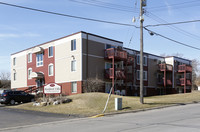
[{"left": 101, "top": 101, "right": 200, "bottom": 117}]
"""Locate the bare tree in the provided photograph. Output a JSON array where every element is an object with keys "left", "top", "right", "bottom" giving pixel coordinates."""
[
  {"left": 192, "top": 59, "right": 200, "bottom": 90},
  {"left": 0, "top": 71, "right": 11, "bottom": 88},
  {"left": 83, "top": 77, "right": 104, "bottom": 93}
]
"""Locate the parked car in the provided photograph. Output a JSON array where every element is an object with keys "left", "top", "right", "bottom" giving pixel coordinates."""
[{"left": 0, "top": 90, "right": 35, "bottom": 105}]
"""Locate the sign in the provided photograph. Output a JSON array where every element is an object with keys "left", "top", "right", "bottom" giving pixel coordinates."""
[{"left": 44, "top": 83, "right": 61, "bottom": 94}]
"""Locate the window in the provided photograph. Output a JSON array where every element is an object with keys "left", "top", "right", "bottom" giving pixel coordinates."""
[
  {"left": 28, "top": 53, "right": 32, "bottom": 63},
  {"left": 143, "top": 71, "right": 147, "bottom": 80},
  {"left": 143, "top": 56, "right": 147, "bottom": 66},
  {"left": 137, "top": 70, "right": 140, "bottom": 80},
  {"left": 71, "top": 60, "right": 76, "bottom": 71},
  {"left": 137, "top": 55, "right": 147, "bottom": 66},
  {"left": 137, "top": 55, "right": 140, "bottom": 65},
  {"left": 14, "top": 72, "right": 16, "bottom": 81},
  {"left": 48, "top": 46, "right": 53, "bottom": 57},
  {"left": 48, "top": 64, "right": 54, "bottom": 76},
  {"left": 36, "top": 53, "right": 43, "bottom": 67},
  {"left": 137, "top": 70, "right": 147, "bottom": 80},
  {"left": 71, "top": 82, "right": 77, "bottom": 93},
  {"left": 28, "top": 68, "right": 32, "bottom": 79},
  {"left": 13, "top": 57, "right": 16, "bottom": 66},
  {"left": 71, "top": 39, "right": 76, "bottom": 51}
]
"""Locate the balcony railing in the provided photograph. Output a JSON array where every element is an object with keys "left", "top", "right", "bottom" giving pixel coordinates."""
[
  {"left": 105, "top": 48, "right": 128, "bottom": 60},
  {"left": 166, "top": 79, "right": 172, "bottom": 85},
  {"left": 159, "top": 64, "right": 172, "bottom": 71},
  {"left": 178, "top": 64, "right": 192, "bottom": 72},
  {"left": 104, "top": 68, "right": 126, "bottom": 80},
  {"left": 177, "top": 78, "right": 192, "bottom": 86},
  {"left": 157, "top": 78, "right": 172, "bottom": 86}
]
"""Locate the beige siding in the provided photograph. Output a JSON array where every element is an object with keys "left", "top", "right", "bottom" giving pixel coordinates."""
[
  {"left": 55, "top": 37, "right": 82, "bottom": 83},
  {"left": 11, "top": 52, "right": 27, "bottom": 89}
]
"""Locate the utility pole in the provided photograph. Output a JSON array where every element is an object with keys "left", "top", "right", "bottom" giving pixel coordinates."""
[{"left": 140, "top": 0, "right": 145, "bottom": 104}]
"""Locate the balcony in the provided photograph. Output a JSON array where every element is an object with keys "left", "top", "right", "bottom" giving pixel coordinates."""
[
  {"left": 159, "top": 64, "right": 172, "bottom": 71},
  {"left": 166, "top": 79, "right": 172, "bottom": 85},
  {"left": 157, "top": 78, "right": 172, "bottom": 86},
  {"left": 127, "top": 56, "right": 134, "bottom": 65},
  {"left": 105, "top": 48, "right": 127, "bottom": 60},
  {"left": 104, "top": 68, "right": 126, "bottom": 80},
  {"left": 178, "top": 65, "right": 192, "bottom": 72},
  {"left": 177, "top": 78, "right": 192, "bottom": 86}
]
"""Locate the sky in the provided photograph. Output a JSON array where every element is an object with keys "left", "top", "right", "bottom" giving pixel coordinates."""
[{"left": 0, "top": 0, "right": 200, "bottom": 72}]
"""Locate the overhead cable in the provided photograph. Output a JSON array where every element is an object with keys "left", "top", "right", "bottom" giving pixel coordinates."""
[
  {"left": 144, "top": 27, "right": 200, "bottom": 51},
  {"left": 0, "top": 1, "right": 139, "bottom": 28}
]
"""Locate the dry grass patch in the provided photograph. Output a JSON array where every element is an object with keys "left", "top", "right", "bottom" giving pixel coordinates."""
[{"left": 7, "top": 91, "right": 200, "bottom": 116}]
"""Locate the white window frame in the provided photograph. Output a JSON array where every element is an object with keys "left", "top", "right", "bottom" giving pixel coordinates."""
[
  {"left": 71, "top": 39, "right": 76, "bottom": 51},
  {"left": 28, "top": 68, "right": 32, "bottom": 79},
  {"left": 48, "top": 46, "right": 53, "bottom": 58},
  {"left": 137, "top": 55, "right": 140, "bottom": 65},
  {"left": 36, "top": 53, "right": 43, "bottom": 67},
  {"left": 28, "top": 53, "right": 32, "bottom": 63},
  {"left": 143, "top": 71, "right": 147, "bottom": 81},
  {"left": 13, "top": 57, "right": 16, "bottom": 66},
  {"left": 13, "top": 72, "right": 16, "bottom": 81},
  {"left": 143, "top": 56, "right": 147, "bottom": 66},
  {"left": 48, "top": 64, "right": 54, "bottom": 76},
  {"left": 71, "top": 82, "right": 77, "bottom": 93},
  {"left": 71, "top": 60, "right": 76, "bottom": 72}
]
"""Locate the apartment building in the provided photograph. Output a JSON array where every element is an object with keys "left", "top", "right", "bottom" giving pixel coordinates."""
[{"left": 11, "top": 31, "right": 192, "bottom": 96}]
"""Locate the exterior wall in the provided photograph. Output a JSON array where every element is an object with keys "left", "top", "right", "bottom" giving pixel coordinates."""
[
  {"left": 55, "top": 34, "right": 82, "bottom": 83},
  {"left": 59, "top": 81, "right": 82, "bottom": 95},
  {"left": 11, "top": 51, "right": 27, "bottom": 89},
  {"left": 82, "top": 38, "right": 106, "bottom": 80},
  {"left": 27, "top": 48, "right": 55, "bottom": 87},
  {"left": 148, "top": 58, "right": 159, "bottom": 87}
]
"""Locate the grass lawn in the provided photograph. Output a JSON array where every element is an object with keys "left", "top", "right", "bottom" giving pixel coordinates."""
[{"left": 7, "top": 91, "right": 200, "bottom": 116}]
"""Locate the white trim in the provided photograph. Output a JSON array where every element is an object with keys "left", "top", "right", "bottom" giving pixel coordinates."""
[
  {"left": 48, "top": 63, "right": 54, "bottom": 76},
  {"left": 28, "top": 68, "right": 32, "bottom": 79},
  {"left": 28, "top": 53, "right": 32, "bottom": 63},
  {"left": 71, "top": 60, "right": 76, "bottom": 72},
  {"left": 36, "top": 53, "right": 44, "bottom": 67},
  {"left": 48, "top": 46, "right": 54, "bottom": 58},
  {"left": 71, "top": 82, "right": 77, "bottom": 93}
]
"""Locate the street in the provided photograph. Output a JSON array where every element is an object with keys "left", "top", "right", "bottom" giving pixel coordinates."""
[
  {"left": 0, "top": 105, "right": 78, "bottom": 129},
  {"left": 1, "top": 103, "right": 200, "bottom": 132}
]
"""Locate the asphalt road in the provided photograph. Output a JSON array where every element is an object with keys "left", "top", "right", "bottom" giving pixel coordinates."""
[
  {"left": 1, "top": 103, "right": 200, "bottom": 132},
  {"left": 0, "top": 105, "right": 79, "bottom": 129}
]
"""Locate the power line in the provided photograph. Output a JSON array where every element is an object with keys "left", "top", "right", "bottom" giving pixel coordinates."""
[
  {"left": 145, "top": 19, "right": 200, "bottom": 27},
  {"left": 149, "top": 0, "right": 200, "bottom": 10},
  {"left": 0, "top": 1, "right": 139, "bottom": 28},
  {"left": 145, "top": 11, "right": 200, "bottom": 41},
  {"left": 69, "top": 0, "right": 136, "bottom": 13},
  {"left": 144, "top": 27, "right": 200, "bottom": 51}
]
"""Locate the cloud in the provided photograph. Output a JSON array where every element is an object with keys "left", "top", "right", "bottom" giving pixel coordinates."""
[
  {"left": 164, "top": 1, "right": 172, "bottom": 16},
  {"left": 0, "top": 33, "right": 40, "bottom": 38}
]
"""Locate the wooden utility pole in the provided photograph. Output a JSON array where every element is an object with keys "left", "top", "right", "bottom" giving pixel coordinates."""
[{"left": 140, "top": 0, "right": 145, "bottom": 104}]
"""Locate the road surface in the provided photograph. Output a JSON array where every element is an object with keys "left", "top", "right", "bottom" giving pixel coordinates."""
[{"left": 1, "top": 103, "right": 200, "bottom": 132}]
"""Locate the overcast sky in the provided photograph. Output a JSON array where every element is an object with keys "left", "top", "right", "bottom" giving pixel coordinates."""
[{"left": 0, "top": 0, "right": 200, "bottom": 72}]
